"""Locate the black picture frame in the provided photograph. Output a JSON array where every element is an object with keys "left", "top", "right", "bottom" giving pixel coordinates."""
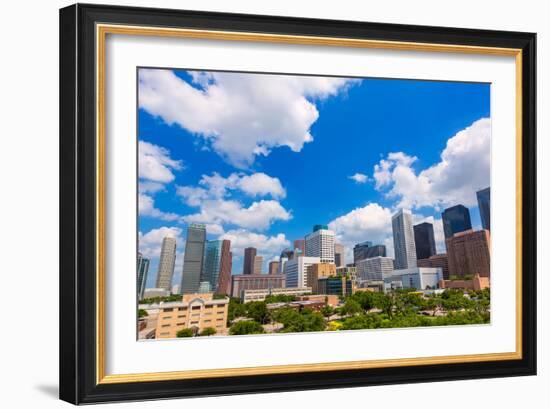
[{"left": 59, "top": 3, "right": 536, "bottom": 405}]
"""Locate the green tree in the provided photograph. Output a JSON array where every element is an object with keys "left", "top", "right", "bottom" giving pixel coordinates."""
[
  {"left": 272, "top": 308, "right": 326, "bottom": 333},
  {"left": 246, "top": 301, "right": 270, "bottom": 324},
  {"left": 264, "top": 294, "right": 297, "bottom": 303},
  {"left": 372, "top": 292, "right": 394, "bottom": 318},
  {"left": 138, "top": 309, "right": 148, "bottom": 318},
  {"left": 176, "top": 328, "right": 194, "bottom": 338},
  {"left": 229, "top": 320, "right": 265, "bottom": 335},
  {"left": 228, "top": 298, "right": 247, "bottom": 322},
  {"left": 320, "top": 305, "right": 334, "bottom": 319},
  {"left": 341, "top": 313, "right": 382, "bottom": 330},
  {"left": 340, "top": 299, "right": 362, "bottom": 316},
  {"left": 199, "top": 327, "right": 217, "bottom": 336}
]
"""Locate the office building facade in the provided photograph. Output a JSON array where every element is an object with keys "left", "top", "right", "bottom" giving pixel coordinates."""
[
  {"left": 293, "top": 239, "right": 305, "bottom": 254},
  {"left": 334, "top": 243, "right": 345, "bottom": 267},
  {"left": 155, "top": 293, "right": 229, "bottom": 338},
  {"left": 417, "top": 254, "right": 450, "bottom": 279},
  {"left": 353, "top": 241, "right": 386, "bottom": 263},
  {"left": 392, "top": 209, "right": 417, "bottom": 270},
  {"left": 446, "top": 229, "right": 491, "bottom": 278},
  {"left": 253, "top": 255, "right": 264, "bottom": 274},
  {"left": 356, "top": 256, "right": 394, "bottom": 281},
  {"left": 477, "top": 187, "right": 491, "bottom": 230},
  {"left": 181, "top": 224, "right": 207, "bottom": 294},
  {"left": 201, "top": 240, "right": 231, "bottom": 293},
  {"left": 442, "top": 204, "right": 472, "bottom": 240},
  {"left": 137, "top": 252, "right": 150, "bottom": 300},
  {"left": 243, "top": 247, "right": 257, "bottom": 275},
  {"left": 384, "top": 267, "right": 443, "bottom": 292},
  {"left": 307, "top": 263, "right": 336, "bottom": 294},
  {"left": 305, "top": 225, "right": 335, "bottom": 263},
  {"left": 284, "top": 256, "right": 321, "bottom": 288},
  {"left": 230, "top": 274, "right": 286, "bottom": 298},
  {"left": 268, "top": 261, "right": 280, "bottom": 275},
  {"left": 155, "top": 236, "right": 177, "bottom": 291},
  {"left": 317, "top": 276, "right": 354, "bottom": 297},
  {"left": 413, "top": 222, "right": 436, "bottom": 260}
]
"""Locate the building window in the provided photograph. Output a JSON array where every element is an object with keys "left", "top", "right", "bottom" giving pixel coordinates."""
[
  {"left": 163, "top": 308, "right": 173, "bottom": 312},
  {"left": 192, "top": 306, "right": 201, "bottom": 310}
]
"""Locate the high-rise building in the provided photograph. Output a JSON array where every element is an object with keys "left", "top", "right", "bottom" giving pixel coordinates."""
[
  {"left": 307, "top": 263, "right": 336, "bottom": 294},
  {"left": 155, "top": 236, "right": 177, "bottom": 291},
  {"left": 356, "top": 256, "right": 394, "bottom": 281},
  {"left": 477, "top": 187, "right": 491, "bottom": 231},
  {"left": 417, "top": 254, "right": 450, "bottom": 280},
  {"left": 392, "top": 209, "right": 417, "bottom": 270},
  {"left": 334, "top": 243, "right": 345, "bottom": 267},
  {"left": 230, "top": 274, "right": 286, "bottom": 298},
  {"left": 293, "top": 239, "right": 305, "bottom": 254},
  {"left": 305, "top": 225, "right": 335, "bottom": 263},
  {"left": 217, "top": 249, "right": 232, "bottom": 296},
  {"left": 442, "top": 205, "right": 472, "bottom": 240},
  {"left": 202, "top": 239, "right": 232, "bottom": 294},
  {"left": 353, "top": 241, "right": 386, "bottom": 263},
  {"left": 181, "top": 224, "right": 206, "bottom": 294},
  {"left": 268, "top": 261, "right": 280, "bottom": 275},
  {"left": 317, "top": 276, "right": 354, "bottom": 297},
  {"left": 243, "top": 247, "right": 257, "bottom": 275},
  {"left": 137, "top": 252, "right": 150, "bottom": 300},
  {"left": 413, "top": 222, "right": 436, "bottom": 260},
  {"left": 283, "top": 256, "right": 321, "bottom": 288},
  {"left": 253, "top": 255, "right": 264, "bottom": 274},
  {"left": 446, "top": 229, "right": 491, "bottom": 278}
]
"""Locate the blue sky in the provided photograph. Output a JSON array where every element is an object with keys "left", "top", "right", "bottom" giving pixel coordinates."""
[{"left": 137, "top": 68, "right": 490, "bottom": 289}]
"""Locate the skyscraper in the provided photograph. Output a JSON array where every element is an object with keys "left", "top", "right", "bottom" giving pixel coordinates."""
[
  {"left": 334, "top": 243, "right": 345, "bottom": 267},
  {"left": 155, "top": 236, "right": 177, "bottom": 291},
  {"left": 202, "top": 239, "right": 232, "bottom": 294},
  {"left": 477, "top": 187, "right": 491, "bottom": 230},
  {"left": 253, "top": 255, "right": 264, "bottom": 274},
  {"left": 293, "top": 239, "right": 305, "bottom": 254},
  {"left": 181, "top": 224, "right": 207, "bottom": 294},
  {"left": 353, "top": 241, "right": 386, "bottom": 263},
  {"left": 243, "top": 247, "right": 257, "bottom": 275},
  {"left": 137, "top": 252, "right": 150, "bottom": 300},
  {"left": 442, "top": 205, "right": 472, "bottom": 240},
  {"left": 392, "top": 209, "right": 417, "bottom": 270},
  {"left": 268, "top": 260, "right": 279, "bottom": 275},
  {"left": 413, "top": 222, "right": 436, "bottom": 260},
  {"left": 356, "top": 256, "right": 394, "bottom": 281},
  {"left": 305, "top": 225, "right": 335, "bottom": 263}
]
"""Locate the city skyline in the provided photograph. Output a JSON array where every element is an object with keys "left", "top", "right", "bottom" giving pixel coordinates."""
[{"left": 138, "top": 68, "right": 490, "bottom": 289}]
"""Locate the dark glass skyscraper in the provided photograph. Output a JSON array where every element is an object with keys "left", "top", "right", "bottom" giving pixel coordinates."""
[
  {"left": 201, "top": 239, "right": 232, "bottom": 294},
  {"left": 243, "top": 247, "right": 257, "bottom": 275},
  {"left": 442, "top": 205, "right": 472, "bottom": 240},
  {"left": 413, "top": 222, "right": 436, "bottom": 260},
  {"left": 181, "top": 224, "right": 207, "bottom": 294},
  {"left": 477, "top": 187, "right": 490, "bottom": 230},
  {"left": 353, "top": 241, "right": 386, "bottom": 263}
]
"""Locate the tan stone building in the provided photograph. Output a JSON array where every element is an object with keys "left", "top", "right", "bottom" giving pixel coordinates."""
[
  {"left": 307, "top": 263, "right": 336, "bottom": 294},
  {"left": 155, "top": 293, "right": 229, "bottom": 339},
  {"left": 446, "top": 229, "right": 491, "bottom": 278},
  {"left": 439, "top": 274, "right": 490, "bottom": 291}
]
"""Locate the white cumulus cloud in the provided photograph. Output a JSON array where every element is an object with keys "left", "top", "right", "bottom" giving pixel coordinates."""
[
  {"left": 138, "top": 226, "right": 183, "bottom": 260},
  {"left": 182, "top": 199, "right": 291, "bottom": 231},
  {"left": 373, "top": 118, "right": 491, "bottom": 210},
  {"left": 139, "top": 141, "right": 183, "bottom": 183},
  {"left": 139, "top": 68, "right": 359, "bottom": 167},
  {"left": 328, "top": 203, "right": 394, "bottom": 259}
]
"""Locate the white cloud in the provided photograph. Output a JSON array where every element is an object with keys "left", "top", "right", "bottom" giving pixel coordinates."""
[
  {"left": 139, "top": 140, "right": 183, "bottom": 183},
  {"left": 220, "top": 229, "right": 290, "bottom": 265},
  {"left": 138, "top": 181, "right": 165, "bottom": 194},
  {"left": 182, "top": 199, "right": 291, "bottom": 231},
  {"left": 328, "top": 203, "right": 394, "bottom": 258},
  {"left": 177, "top": 172, "right": 286, "bottom": 205},
  {"left": 139, "top": 69, "right": 359, "bottom": 167},
  {"left": 373, "top": 118, "right": 491, "bottom": 210},
  {"left": 237, "top": 173, "right": 286, "bottom": 198},
  {"left": 138, "top": 193, "right": 179, "bottom": 221},
  {"left": 138, "top": 226, "right": 183, "bottom": 259},
  {"left": 348, "top": 173, "right": 369, "bottom": 184}
]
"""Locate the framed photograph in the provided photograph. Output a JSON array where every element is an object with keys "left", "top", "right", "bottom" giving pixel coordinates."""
[{"left": 59, "top": 3, "right": 536, "bottom": 404}]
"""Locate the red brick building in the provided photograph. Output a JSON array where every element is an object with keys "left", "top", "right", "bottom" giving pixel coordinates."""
[{"left": 446, "top": 229, "right": 491, "bottom": 278}]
